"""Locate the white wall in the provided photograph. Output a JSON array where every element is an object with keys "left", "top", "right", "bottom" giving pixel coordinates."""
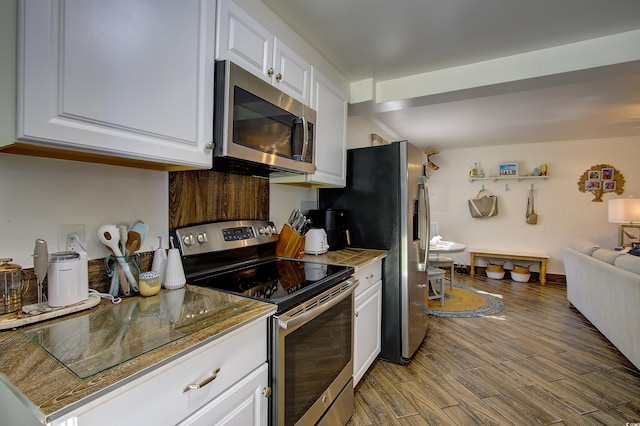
[
  {"left": 0, "top": 154, "right": 168, "bottom": 267},
  {"left": 427, "top": 136, "right": 640, "bottom": 274},
  {"left": 347, "top": 115, "right": 401, "bottom": 149},
  {"left": 269, "top": 183, "right": 317, "bottom": 231}
]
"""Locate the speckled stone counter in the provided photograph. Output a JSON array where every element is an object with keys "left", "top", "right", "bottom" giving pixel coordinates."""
[
  {"left": 295, "top": 248, "right": 387, "bottom": 270},
  {"left": 0, "top": 285, "right": 275, "bottom": 424}
]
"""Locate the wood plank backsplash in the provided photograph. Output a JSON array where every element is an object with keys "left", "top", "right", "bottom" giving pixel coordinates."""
[{"left": 168, "top": 169, "right": 269, "bottom": 229}]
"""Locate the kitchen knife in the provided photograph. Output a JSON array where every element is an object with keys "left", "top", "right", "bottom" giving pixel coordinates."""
[
  {"left": 292, "top": 215, "right": 306, "bottom": 233},
  {"left": 287, "top": 209, "right": 298, "bottom": 226}
]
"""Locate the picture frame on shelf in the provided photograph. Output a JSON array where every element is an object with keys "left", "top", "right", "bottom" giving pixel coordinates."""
[{"left": 499, "top": 162, "right": 518, "bottom": 176}]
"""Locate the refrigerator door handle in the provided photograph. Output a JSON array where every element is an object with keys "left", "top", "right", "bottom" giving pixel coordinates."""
[{"left": 416, "top": 175, "right": 430, "bottom": 271}]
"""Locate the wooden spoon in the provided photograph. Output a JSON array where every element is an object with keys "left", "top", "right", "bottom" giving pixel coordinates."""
[{"left": 126, "top": 231, "right": 142, "bottom": 255}]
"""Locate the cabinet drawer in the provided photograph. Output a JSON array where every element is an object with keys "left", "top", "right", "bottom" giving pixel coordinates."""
[
  {"left": 58, "top": 318, "right": 267, "bottom": 426},
  {"left": 354, "top": 261, "right": 382, "bottom": 296}
]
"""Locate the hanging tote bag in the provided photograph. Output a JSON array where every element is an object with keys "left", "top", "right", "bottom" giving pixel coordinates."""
[
  {"left": 468, "top": 189, "right": 498, "bottom": 218},
  {"left": 526, "top": 187, "right": 538, "bottom": 224}
]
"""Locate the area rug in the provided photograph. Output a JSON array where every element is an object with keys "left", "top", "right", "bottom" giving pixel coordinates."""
[{"left": 423, "top": 283, "right": 504, "bottom": 318}]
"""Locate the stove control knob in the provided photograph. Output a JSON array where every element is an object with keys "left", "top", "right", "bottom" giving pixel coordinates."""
[
  {"left": 196, "top": 232, "right": 208, "bottom": 244},
  {"left": 183, "top": 234, "right": 195, "bottom": 246},
  {"left": 269, "top": 225, "right": 277, "bottom": 234},
  {"left": 258, "top": 227, "right": 270, "bottom": 235}
]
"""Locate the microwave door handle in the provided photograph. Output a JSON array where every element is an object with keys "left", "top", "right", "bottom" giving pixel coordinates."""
[
  {"left": 300, "top": 116, "right": 309, "bottom": 161},
  {"left": 291, "top": 117, "right": 302, "bottom": 161}
]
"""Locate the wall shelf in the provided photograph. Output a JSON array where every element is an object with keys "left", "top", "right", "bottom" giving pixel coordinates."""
[{"left": 469, "top": 176, "right": 549, "bottom": 182}]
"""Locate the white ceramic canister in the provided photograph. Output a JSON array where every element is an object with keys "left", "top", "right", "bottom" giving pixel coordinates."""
[{"left": 47, "top": 251, "right": 88, "bottom": 307}]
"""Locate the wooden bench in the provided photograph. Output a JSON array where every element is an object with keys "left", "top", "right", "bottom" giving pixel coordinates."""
[{"left": 469, "top": 249, "right": 550, "bottom": 284}]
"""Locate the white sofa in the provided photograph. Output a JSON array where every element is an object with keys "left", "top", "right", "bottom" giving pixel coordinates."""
[{"left": 563, "top": 240, "right": 640, "bottom": 370}]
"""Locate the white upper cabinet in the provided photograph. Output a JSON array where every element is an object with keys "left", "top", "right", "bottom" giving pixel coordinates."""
[
  {"left": 15, "top": 0, "right": 215, "bottom": 170},
  {"left": 272, "top": 40, "right": 311, "bottom": 104},
  {"left": 271, "top": 70, "right": 348, "bottom": 187},
  {"left": 216, "top": 0, "right": 273, "bottom": 81},
  {"left": 216, "top": 0, "right": 310, "bottom": 104}
]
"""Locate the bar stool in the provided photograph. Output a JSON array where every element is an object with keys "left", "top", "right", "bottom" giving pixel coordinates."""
[
  {"left": 426, "top": 267, "right": 446, "bottom": 306},
  {"left": 429, "top": 256, "right": 455, "bottom": 290}
]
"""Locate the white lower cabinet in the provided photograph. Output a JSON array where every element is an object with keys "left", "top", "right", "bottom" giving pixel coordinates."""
[
  {"left": 353, "top": 261, "right": 382, "bottom": 386},
  {"left": 49, "top": 317, "right": 269, "bottom": 426},
  {"left": 179, "top": 363, "right": 268, "bottom": 426}
]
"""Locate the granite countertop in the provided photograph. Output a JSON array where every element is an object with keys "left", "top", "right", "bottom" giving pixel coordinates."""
[
  {"left": 0, "top": 285, "right": 275, "bottom": 424},
  {"left": 296, "top": 248, "right": 387, "bottom": 270}
]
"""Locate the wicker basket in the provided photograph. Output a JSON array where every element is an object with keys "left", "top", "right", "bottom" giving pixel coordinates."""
[
  {"left": 486, "top": 263, "right": 505, "bottom": 279},
  {"left": 486, "top": 263, "right": 504, "bottom": 272},
  {"left": 512, "top": 265, "right": 529, "bottom": 274}
]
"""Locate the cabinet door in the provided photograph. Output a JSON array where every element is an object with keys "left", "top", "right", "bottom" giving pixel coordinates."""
[
  {"left": 216, "top": 0, "right": 273, "bottom": 83},
  {"left": 180, "top": 363, "right": 269, "bottom": 426},
  {"left": 270, "top": 70, "right": 347, "bottom": 187},
  {"left": 309, "top": 71, "right": 347, "bottom": 186},
  {"left": 354, "top": 280, "right": 382, "bottom": 386},
  {"left": 216, "top": 0, "right": 309, "bottom": 104},
  {"left": 18, "top": 0, "right": 215, "bottom": 169},
  {"left": 272, "top": 40, "right": 310, "bottom": 104}
]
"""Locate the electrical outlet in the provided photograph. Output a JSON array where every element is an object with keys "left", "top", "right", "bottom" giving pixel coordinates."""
[{"left": 58, "top": 224, "right": 85, "bottom": 252}]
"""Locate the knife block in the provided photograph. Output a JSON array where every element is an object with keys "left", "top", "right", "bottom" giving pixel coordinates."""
[{"left": 276, "top": 224, "right": 306, "bottom": 259}]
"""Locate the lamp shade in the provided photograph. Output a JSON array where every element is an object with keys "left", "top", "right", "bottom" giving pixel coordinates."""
[{"left": 608, "top": 197, "right": 640, "bottom": 223}]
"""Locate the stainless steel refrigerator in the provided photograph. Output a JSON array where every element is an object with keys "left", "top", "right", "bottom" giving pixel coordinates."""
[{"left": 319, "top": 140, "right": 430, "bottom": 364}]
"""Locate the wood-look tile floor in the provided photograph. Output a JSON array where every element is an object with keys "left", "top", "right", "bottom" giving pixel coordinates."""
[{"left": 349, "top": 273, "right": 640, "bottom": 425}]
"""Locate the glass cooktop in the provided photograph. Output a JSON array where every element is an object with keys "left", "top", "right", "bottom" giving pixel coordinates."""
[
  {"left": 24, "top": 289, "right": 250, "bottom": 379},
  {"left": 189, "top": 259, "right": 353, "bottom": 312}
]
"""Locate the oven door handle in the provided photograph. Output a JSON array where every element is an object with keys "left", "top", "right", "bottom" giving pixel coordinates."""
[{"left": 277, "top": 280, "right": 358, "bottom": 330}]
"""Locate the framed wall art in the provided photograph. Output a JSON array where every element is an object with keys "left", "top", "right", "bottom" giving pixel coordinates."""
[
  {"left": 499, "top": 162, "right": 518, "bottom": 176},
  {"left": 577, "top": 163, "right": 624, "bottom": 202},
  {"left": 585, "top": 180, "right": 601, "bottom": 190},
  {"left": 588, "top": 170, "right": 601, "bottom": 180}
]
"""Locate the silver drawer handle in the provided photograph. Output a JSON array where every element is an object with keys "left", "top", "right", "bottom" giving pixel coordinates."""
[
  {"left": 366, "top": 274, "right": 374, "bottom": 279},
  {"left": 262, "top": 387, "right": 272, "bottom": 398},
  {"left": 183, "top": 368, "right": 220, "bottom": 393}
]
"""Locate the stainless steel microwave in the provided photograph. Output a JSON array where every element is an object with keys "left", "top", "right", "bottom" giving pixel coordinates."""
[{"left": 213, "top": 60, "right": 316, "bottom": 176}]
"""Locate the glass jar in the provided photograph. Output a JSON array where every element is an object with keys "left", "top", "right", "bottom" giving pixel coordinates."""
[
  {"left": 0, "top": 258, "right": 24, "bottom": 314},
  {"left": 139, "top": 271, "right": 161, "bottom": 297},
  {"left": 104, "top": 255, "right": 140, "bottom": 297}
]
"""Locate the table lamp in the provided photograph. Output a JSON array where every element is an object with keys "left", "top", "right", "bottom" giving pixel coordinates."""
[{"left": 608, "top": 196, "right": 640, "bottom": 246}]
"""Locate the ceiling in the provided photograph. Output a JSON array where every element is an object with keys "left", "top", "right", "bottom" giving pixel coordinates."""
[{"left": 261, "top": 0, "right": 640, "bottom": 150}]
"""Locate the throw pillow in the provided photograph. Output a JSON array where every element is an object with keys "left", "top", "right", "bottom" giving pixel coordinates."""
[
  {"left": 615, "top": 254, "right": 640, "bottom": 275},
  {"left": 571, "top": 240, "right": 600, "bottom": 255},
  {"left": 592, "top": 248, "right": 624, "bottom": 265}
]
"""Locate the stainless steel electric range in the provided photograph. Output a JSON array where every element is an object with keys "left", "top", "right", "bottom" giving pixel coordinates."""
[{"left": 173, "top": 220, "right": 357, "bottom": 426}]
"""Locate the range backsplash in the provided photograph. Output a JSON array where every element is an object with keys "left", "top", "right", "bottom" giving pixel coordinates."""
[{"left": 19, "top": 169, "right": 270, "bottom": 304}]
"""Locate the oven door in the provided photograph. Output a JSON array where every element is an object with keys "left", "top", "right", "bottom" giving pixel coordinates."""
[{"left": 271, "top": 279, "right": 357, "bottom": 426}]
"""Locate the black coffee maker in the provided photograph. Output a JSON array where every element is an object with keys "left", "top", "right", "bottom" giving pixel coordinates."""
[{"left": 307, "top": 209, "right": 350, "bottom": 251}]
